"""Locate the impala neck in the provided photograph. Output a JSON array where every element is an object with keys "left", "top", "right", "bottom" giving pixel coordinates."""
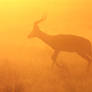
[
  {"left": 36, "top": 29, "right": 52, "bottom": 46},
  {"left": 33, "top": 23, "right": 53, "bottom": 48},
  {"left": 37, "top": 30, "right": 51, "bottom": 44}
]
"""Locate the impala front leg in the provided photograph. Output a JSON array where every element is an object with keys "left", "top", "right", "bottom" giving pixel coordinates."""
[{"left": 52, "top": 50, "right": 59, "bottom": 65}]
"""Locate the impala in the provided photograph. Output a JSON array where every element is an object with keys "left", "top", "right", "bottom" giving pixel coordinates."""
[{"left": 28, "top": 17, "right": 92, "bottom": 67}]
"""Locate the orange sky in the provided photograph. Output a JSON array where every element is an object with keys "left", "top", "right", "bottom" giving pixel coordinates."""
[{"left": 0, "top": 0, "right": 92, "bottom": 60}]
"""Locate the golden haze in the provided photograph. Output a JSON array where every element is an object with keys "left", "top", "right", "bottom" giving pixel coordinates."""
[
  {"left": 0, "top": 0, "right": 92, "bottom": 60},
  {"left": 0, "top": 0, "right": 92, "bottom": 91}
]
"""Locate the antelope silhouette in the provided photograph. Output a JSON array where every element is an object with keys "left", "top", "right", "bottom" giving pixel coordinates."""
[{"left": 28, "top": 17, "right": 92, "bottom": 67}]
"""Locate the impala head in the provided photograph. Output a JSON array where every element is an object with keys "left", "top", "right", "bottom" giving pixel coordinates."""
[{"left": 28, "top": 16, "right": 47, "bottom": 39}]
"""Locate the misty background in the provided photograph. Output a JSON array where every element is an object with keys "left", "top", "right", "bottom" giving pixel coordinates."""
[{"left": 0, "top": 0, "right": 92, "bottom": 91}]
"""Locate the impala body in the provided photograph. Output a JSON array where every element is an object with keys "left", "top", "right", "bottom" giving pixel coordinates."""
[{"left": 28, "top": 17, "right": 92, "bottom": 67}]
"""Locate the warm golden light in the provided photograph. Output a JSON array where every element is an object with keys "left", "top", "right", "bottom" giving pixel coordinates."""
[{"left": 0, "top": 0, "right": 92, "bottom": 91}]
